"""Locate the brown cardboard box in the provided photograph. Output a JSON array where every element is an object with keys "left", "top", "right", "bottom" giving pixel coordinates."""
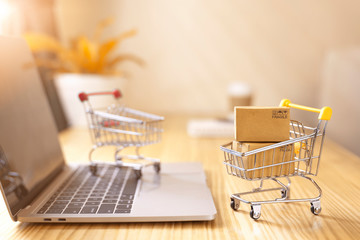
[
  {"left": 234, "top": 107, "right": 290, "bottom": 142},
  {"left": 232, "top": 141, "right": 295, "bottom": 179}
]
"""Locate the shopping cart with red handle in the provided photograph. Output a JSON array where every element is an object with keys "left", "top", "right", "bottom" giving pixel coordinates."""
[{"left": 79, "top": 89, "right": 164, "bottom": 178}]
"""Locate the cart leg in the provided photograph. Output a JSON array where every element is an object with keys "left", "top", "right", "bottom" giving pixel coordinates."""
[
  {"left": 252, "top": 179, "right": 264, "bottom": 192},
  {"left": 272, "top": 177, "right": 291, "bottom": 200},
  {"left": 114, "top": 146, "right": 125, "bottom": 163},
  {"left": 250, "top": 204, "right": 261, "bottom": 220},
  {"left": 135, "top": 145, "right": 161, "bottom": 173},
  {"left": 134, "top": 169, "right": 142, "bottom": 179},
  {"left": 283, "top": 177, "right": 291, "bottom": 199},
  {"left": 135, "top": 146, "right": 144, "bottom": 159},
  {"left": 310, "top": 200, "right": 321, "bottom": 215},
  {"left": 90, "top": 163, "right": 97, "bottom": 175},
  {"left": 154, "top": 162, "right": 161, "bottom": 173},
  {"left": 89, "top": 146, "right": 98, "bottom": 175}
]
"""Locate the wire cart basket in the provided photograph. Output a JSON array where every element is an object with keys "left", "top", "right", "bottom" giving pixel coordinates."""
[
  {"left": 220, "top": 99, "right": 332, "bottom": 220},
  {"left": 79, "top": 89, "right": 164, "bottom": 178}
]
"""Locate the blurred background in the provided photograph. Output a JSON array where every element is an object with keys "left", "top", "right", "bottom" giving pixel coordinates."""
[{"left": 0, "top": 0, "right": 359, "bottom": 155}]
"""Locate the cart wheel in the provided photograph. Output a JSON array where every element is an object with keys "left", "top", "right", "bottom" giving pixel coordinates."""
[
  {"left": 250, "top": 205, "right": 261, "bottom": 220},
  {"left": 154, "top": 162, "right": 161, "bottom": 173},
  {"left": 310, "top": 202, "right": 322, "bottom": 215},
  {"left": 134, "top": 169, "right": 142, "bottom": 179},
  {"left": 90, "top": 164, "right": 97, "bottom": 175},
  {"left": 230, "top": 198, "right": 240, "bottom": 210}
]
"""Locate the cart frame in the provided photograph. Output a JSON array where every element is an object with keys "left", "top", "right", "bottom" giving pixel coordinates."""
[{"left": 220, "top": 99, "right": 332, "bottom": 220}]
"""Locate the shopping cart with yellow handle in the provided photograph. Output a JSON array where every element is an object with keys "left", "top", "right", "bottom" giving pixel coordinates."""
[{"left": 220, "top": 99, "right": 332, "bottom": 220}]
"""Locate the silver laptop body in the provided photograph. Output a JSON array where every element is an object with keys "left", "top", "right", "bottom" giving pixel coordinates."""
[{"left": 0, "top": 36, "right": 216, "bottom": 222}]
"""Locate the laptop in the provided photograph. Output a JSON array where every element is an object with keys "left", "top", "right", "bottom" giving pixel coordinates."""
[{"left": 0, "top": 36, "right": 216, "bottom": 222}]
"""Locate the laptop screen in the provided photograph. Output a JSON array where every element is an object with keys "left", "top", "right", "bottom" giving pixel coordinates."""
[{"left": 0, "top": 37, "right": 65, "bottom": 219}]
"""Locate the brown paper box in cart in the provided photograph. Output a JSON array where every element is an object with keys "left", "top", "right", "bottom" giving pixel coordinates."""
[
  {"left": 232, "top": 141, "right": 295, "bottom": 179},
  {"left": 234, "top": 107, "right": 290, "bottom": 142}
]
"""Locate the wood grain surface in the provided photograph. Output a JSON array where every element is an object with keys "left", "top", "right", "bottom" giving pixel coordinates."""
[{"left": 1, "top": 116, "right": 360, "bottom": 240}]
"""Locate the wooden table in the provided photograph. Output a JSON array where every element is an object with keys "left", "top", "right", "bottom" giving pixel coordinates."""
[{"left": 1, "top": 116, "right": 360, "bottom": 239}]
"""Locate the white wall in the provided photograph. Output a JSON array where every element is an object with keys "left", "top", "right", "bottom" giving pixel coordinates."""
[
  {"left": 55, "top": 0, "right": 360, "bottom": 154},
  {"left": 321, "top": 49, "right": 360, "bottom": 156}
]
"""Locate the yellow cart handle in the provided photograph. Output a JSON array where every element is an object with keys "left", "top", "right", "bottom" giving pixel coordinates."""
[{"left": 279, "top": 99, "right": 332, "bottom": 120}]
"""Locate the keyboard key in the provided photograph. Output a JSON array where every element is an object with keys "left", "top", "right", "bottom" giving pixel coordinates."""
[
  {"left": 103, "top": 199, "right": 117, "bottom": 203},
  {"left": 114, "top": 209, "right": 131, "bottom": 214},
  {"left": 54, "top": 200, "right": 69, "bottom": 205},
  {"left": 90, "top": 193, "right": 105, "bottom": 197},
  {"left": 60, "top": 192, "right": 75, "bottom": 196},
  {"left": 116, "top": 204, "right": 132, "bottom": 210},
  {"left": 98, "top": 204, "right": 115, "bottom": 214},
  {"left": 77, "top": 191, "right": 91, "bottom": 194},
  {"left": 57, "top": 196, "right": 72, "bottom": 201},
  {"left": 120, "top": 194, "right": 134, "bottom": 200},
  {"left": 81, "top": 206, "right": 98, "bottom": 214},
  {"left": 49, "top": 196, "right": 57, "bottom": 201},
  {"left": 104, "top": 195, "right": 118, "bottom": 199},
  {"left": 87, "top": 177, "right": 98, "bottom": 180},
  {"left": 107, "top": 190, "right": 121, "bottom": 195},
  {"left": 51, "top": 204, "right": 68, "bottom": 209},
  {"left": 88, "top": 198, "right": 103, "bottom": 202},
  {"left": 85, "top": 202, "right": 100, "bottom": 206},
  {"left": 118, "top": 200, "right": 133, "bottom": 204},
  {"left": 68, "top": 203, "right": 84, "bottom": 208},
  {"left": 97, "top": 182, "right": 108, "bottom": 186},
  {"left": 92, "top": 190, "right": 106, "bottom": 193},
  {"left": 74, "top": 194, "right": 89, "bottom": 198},
  {"left": 109, "top": 184, "right": 122, "bottom": 189},
  {"left": 71, "top": 199, "right": 86, "bottom": 203},
  {"left": 46, "top": 208, "right": 64, "bottom": 214},
  {"left": 37, "top": 207, "right": 48, "bottom": 214},
  {"left": 122, "top": 175, "right": 138, "bottom": 195},
  {"left": 110, "top": 184, "right": 123, "bottom": 188},
  {"left": 42, "top": 203, "right": 52, "bottom": 208},
  {"left": 45, "top": 200, "right": 54, "bottom": 205},
  {"left": 63, "top": 208, "right": 81, "bottom": 214}
]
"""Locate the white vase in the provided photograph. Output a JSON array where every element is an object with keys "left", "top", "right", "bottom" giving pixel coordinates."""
[{"left": 54, "top": 73, "right": 127, "bottom": 127}]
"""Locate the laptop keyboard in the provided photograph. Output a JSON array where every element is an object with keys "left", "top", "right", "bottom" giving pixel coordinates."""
[{"left": 37, "top": 165, "right": 138, "bottom": 215}]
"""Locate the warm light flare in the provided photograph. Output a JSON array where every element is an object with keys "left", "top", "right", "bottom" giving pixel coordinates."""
[
  {"left": 0, "top": 0, "right": 13, "bottom": 34},
  {"left": 0, "top": 1, "right": 12, "bottom": 20}
]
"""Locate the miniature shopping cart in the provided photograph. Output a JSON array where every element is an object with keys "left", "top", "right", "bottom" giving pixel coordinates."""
[
  {"left": 79, "top": 89, "right": 164, "bottom": 178},
  {"left": 220, "top": 99, "right": 332, "bottom": 220}
]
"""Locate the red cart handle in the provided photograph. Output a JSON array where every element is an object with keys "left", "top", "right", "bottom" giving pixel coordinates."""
[{"left": 78, "top": 89, "right": 122, "bottom": 102}]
